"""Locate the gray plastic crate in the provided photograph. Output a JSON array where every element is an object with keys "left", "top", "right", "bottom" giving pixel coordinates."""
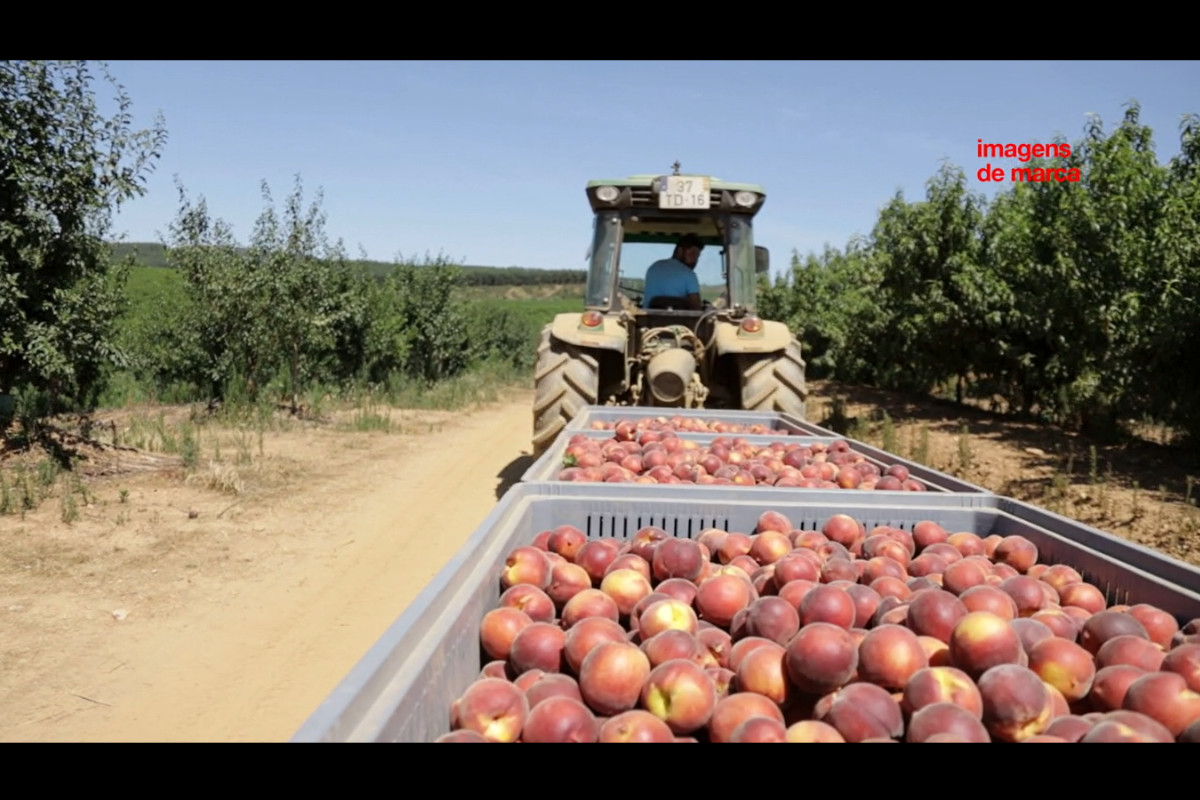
[
  {"left": 565, "top": 406, "right": 833, "bottom": 436},
  {"left": 521, "top": 429, "right": 991, "bottom": 494},
  {"left": 290, "top": 483, "right": 1200, "bottom": 743}
]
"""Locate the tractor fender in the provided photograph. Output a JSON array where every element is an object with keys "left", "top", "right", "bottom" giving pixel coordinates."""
[
  {"left": 713, "top": 319, "right": 794, "bottom": 356},
  {"left": 550, "top": 313, "right": 627, "bottom": 353}
]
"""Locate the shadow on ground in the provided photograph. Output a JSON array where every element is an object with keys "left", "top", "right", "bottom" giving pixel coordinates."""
[{"left": 496, "top": 454, "right": 535, "bottom": 500}]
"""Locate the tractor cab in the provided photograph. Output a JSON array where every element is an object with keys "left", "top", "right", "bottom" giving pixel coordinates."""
[
  {"left": 583, "top": 173, "right": 771, "bottom": 333},
  {"left": 530, "top": 168, "right": 807, "bottom": 457}
]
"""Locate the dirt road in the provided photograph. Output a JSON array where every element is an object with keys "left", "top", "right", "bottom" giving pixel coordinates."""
[{"left": 0, "top": 389, "right": 536, "bottom": 742}]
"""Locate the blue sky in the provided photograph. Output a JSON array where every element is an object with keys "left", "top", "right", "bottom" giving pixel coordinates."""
[{"left": 98, "top": 61, "right": 1200, "bottom": 278}]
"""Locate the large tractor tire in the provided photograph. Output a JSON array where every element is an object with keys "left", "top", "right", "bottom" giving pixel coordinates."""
[
  {"left": 737, "top": 336, "right": 809, "bottom": 418},
  {"left": 532, "top": 325, "right": 599, "bottom": 457}
]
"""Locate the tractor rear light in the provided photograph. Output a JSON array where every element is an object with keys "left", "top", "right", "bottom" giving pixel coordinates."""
[
  {"left": 740, "top": 315, "right": 763, "bottom": 334},
  {"left": 581, "top": 311, "right": 604, "bottom": 328},
  {"left": 734, "top": 191, "right": 757, "bottom": 207}
]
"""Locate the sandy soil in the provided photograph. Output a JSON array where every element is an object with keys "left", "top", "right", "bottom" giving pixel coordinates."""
[
  {"left": 0, "top": 389, "right": 537, "bottom": 742},
  {"left": 1, "top": 378, "right": 1197, "bottom": 742}
]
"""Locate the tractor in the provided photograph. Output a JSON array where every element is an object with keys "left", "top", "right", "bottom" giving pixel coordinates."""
[{"left": 532, "top": 167, "right": 809, "bottom": 456}]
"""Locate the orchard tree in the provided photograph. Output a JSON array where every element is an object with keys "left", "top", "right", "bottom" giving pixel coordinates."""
[{"left": 0, "top": 60, "right": 167, "bottom": 421}]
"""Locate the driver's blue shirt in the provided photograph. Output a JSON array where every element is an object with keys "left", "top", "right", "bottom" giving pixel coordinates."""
[{"left": 642, "top": 258, "right": 700, "bottom": 308}]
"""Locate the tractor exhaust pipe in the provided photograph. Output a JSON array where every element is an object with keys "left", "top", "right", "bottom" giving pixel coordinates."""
[{"left": 647, "top": 348, "right": 696, "bottom": 403}]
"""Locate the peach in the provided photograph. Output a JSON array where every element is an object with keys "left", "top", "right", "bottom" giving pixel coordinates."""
[
  {"left": 942, "top": 559, "right": 990, "bottom": 595},
  {"left": 1122, "top": 671, "right": 1200, "bottom": 737},
  {"left": 577, "top": 641, "right": 651, "bottom": 717},
  {"left": 638, "top": 599, "right": 699, "bottom": 639},
  {"left": 509, "top": 622, "right": 567, "bottom": 675},
  {"left": 498, "top": 584, "right": 556, "bottom": 623},
  {"left": 717, "top": 532, "right": 754, "bottom": 564},
  {"left": 641, "top": 658, "right": 719, "bottom": 734},
  {"left": 655, "top": 577, "right": 698, "bottom": 607},
  {"left": 785, "top": 622, "right": 859, "bottom": 695},
  {"left": 1163, "top": 643, "right": 1200, "bottom": 693},
  {"left": 785, "top": 719, "right": 846, "bottom": 742},
  {"left": 479, "top": 660, "right": 508, "bottom": 681},
  {"left": 1039, "top": 565, "right": 1083, "bottom": 593},
  {"left": 800, "top": 584, "right": 857, "bottom": 629},
  {"left": 902, "top": 666, "right": 984, "bottom": 719},
  {"left": 708, "top": 692, "right": 786, "bottom": 743},
  {"left": 560, "top": 588, "right": 620, "bottom": 629},
  {"left": 651, "top": 538, "right": 705, "bottom": 583},
  {"left": 479, "top": 607, "right": 533, "bottom": 661},
  {"left": 999, "top": 576, "right": 1048, "bottom": 617},
  {"left": 563, "top": 617, "right": 627, "bottom": 674},
  {"left": 1079, "top": 610, "right": 1150, "bottom": 655},
  {"left": 1088, "top": 664, "right": 1148, "bottom": 712},
  {"left": 740, "top": 596, "right": 801, "bottom": 647},
  {"left": 906, "top": 702, "right": 990, "bottom": 743},
  {"left": 450, "top": 678, "right": 529, "bottom": 742},
  {"left": 858, "top": 624, "right": 929, "bottom": 690},
  {"left": 821, "top": 514, "right": 862, "bottom": 548},
  {"left": 772, "top": 553, "right": 821, "bottom": 586},
  {"left": 1044, "top": 714, "right": 1095, "bottom": 742},
  {"left": 977, "top": 663, "right": 1052, "bottom": 742},
  {"left": 1057, "top": 582, "right": 1107, "bottom": 615},
  {"left": 523, "top": 672, "right": 583, "bottom": 709},
  {"left": 706, "top": 666, "right": 735, "bottom": 699},
  {"left": 728, "top": 636, "right": 777, "bottom": 673},
  {"left": 729, "top": 716, "right": 789, "bottom": 742},
  {"left": 547, "top": 525, "right": 586, "bottom": 562},
  {"left": 521, "top": 695, "right": 597, "bottom": 742},
  {"left": 947, "top": 532, "right": 987, "bottom": 557},
  {"left": 1095, "top": 634, "right": 1165, "bottom": 672},
  {"left": 777, "top": 579, "right": 817, "bottom": 613},
  {"left": 604, "top": 553, "right": 651, "bottom": 583},
  {"left": 1027, "top": 638, "right": 1096, "bottom": 702},
  {"left": 599, "top": 568, "right": 653, "bottom": 618},
  {"left": 695, "top": 573, "right": 754, "bottom": 629},
  {"left": 640, "top": 629, "right": 707, "bottom": 669},
  {"left": 1125, "top": 604, "right": 1180, "bottom": 650},
  {"left": 905, "top": 588, "right": 968, "bottom": 643},
  {"left": 501, "top": 546, "right": 552, "bottom": 591},
  {"left": 696, "top": 627, "right": 733, "bottom": 669},
  {"left": 949, "top": 611, "right": 1024, "bottom": 679},
  {"left": 992, "top": 535, "right": 1038, "bottom": 573},
  {"left": 629, "top": 526, "right": 669, "bottom": 562},
  {"left": 818, "top": 682, "right": 904, "bottom": 742},
  {"left": 958, "top": 585, "right": 1018, "bottom": 619},
  {"left": 598, "top": 709, "right": 675, "bottom": 742},
  {"left": 756, "top": 510, "right": 793, "bottom": 534},
  {"left": 1009, "top": 618, "right": 1055, "bottom": 656},
  {"left": 734, "top": 643, "right": 791, "bottom": 706},
  {"left": 912, "top": 520, "right": 949, "bottom": 548},
  {"left": 1030, "top": 608, "right": 1078, "bottom": 640}
]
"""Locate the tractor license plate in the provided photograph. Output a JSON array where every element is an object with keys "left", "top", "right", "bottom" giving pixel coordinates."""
[{"left": 658, "top": 176, "right": 711, "bottom": 209}]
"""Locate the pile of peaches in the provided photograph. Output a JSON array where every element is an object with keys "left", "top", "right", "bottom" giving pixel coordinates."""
[
  {"left": 585, "top": 416, "right": 800, "bottom": 436},
  {"left": 440, "top": 511, "right": 1200, "bottom": 742},
  {"left": 558, "top": 430, "right": 931, "bottom": 491}
]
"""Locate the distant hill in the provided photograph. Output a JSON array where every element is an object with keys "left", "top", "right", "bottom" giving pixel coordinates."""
[{"left": 106, "top": 241, "right": 587, "bottom": 288}]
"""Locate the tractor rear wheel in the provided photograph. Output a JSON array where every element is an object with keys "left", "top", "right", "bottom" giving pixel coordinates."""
[
  {"left": 532, "top": 325, "right": 599, "bottom": 457},
  {"left": 737, "top": 336, "right": 808, "bottom": 418}
]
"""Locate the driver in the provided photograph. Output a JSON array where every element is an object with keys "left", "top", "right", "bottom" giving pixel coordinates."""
[{"left": 642, "top": 234, "right": 703, "bottom": 310}]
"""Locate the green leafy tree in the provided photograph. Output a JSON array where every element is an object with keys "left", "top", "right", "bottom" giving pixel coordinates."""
[{"left": 0, "top": 60, "right": 166, "bottom": 419}]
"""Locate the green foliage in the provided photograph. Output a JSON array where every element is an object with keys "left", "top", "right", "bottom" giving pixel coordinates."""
[
  {"left": 764, "top": 99, "right": 1200, "bottom": 447},
  {"left": 0, "top": 60, "right": 167, "bottom": 419}
]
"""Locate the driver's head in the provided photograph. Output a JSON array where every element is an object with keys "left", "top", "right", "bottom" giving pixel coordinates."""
[{"left": 673, "top": 234, "right": 704, "bottom": 267}]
